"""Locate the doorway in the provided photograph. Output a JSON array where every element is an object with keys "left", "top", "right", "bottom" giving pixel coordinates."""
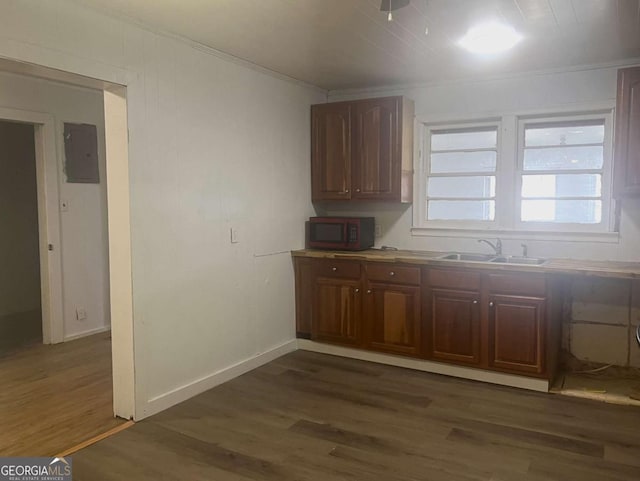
[
  {"left": 0, "top": 57, "right": 135, "bottom": 452},
  {"left": 0, "top": 120, "right": 41, "bottom": 353}
]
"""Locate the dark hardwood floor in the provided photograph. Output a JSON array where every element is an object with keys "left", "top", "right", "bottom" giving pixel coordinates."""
[{"left": 73, "top": 350, "right": 640, "bottom": 480}]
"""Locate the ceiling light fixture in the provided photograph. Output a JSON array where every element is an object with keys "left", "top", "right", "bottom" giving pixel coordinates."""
[
  {"left": 458, "top": 22, "right": 522, "bottom": 55},
  {"left": 380, "top": 0, "right": 410, "bottom": 22}
]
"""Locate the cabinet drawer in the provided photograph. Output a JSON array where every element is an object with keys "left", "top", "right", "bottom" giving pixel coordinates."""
[
  {"left": 315, "top": 260, "right": 361, "bottom": 279},
  {"left": 366, "top": 263, "right": 420, "bottom": 285},
  {"left": 487, "top": 273, "right": 546, "bottom": 296},
  {"left": 427, "top": 268, "right": 481, "bottom": 290}
]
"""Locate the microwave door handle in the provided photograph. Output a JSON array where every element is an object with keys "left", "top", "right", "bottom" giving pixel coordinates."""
[{"left": 346, "top": 223, "right": 356, "bottom": 244}]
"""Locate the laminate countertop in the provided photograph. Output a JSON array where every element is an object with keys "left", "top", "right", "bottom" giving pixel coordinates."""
[{"left": 292, "top": 249, "right": 640, "bottom": 280}]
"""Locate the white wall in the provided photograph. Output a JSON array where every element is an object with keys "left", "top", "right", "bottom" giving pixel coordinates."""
[
  {"left": 0, "top": 121, "right": 40, "bottom": 319},
  {"left": 326, "top": 66, "right": 640, "bottom": 262},
  {"left": 0, "top": 0, "right": 324, "bottom": 418},
  {"left": 0, "top": 71, "right": 110, "bottom": 340}
]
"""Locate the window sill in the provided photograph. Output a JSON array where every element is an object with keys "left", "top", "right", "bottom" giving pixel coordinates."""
[{"left": 410, "top": 227, "right": 620, "bottom": 244}]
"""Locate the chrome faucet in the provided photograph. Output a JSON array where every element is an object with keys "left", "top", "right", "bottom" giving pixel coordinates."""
[{"left": 478, "top": 238, "right": 502, "bottom": 256}]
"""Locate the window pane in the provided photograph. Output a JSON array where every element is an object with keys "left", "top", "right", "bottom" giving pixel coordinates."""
[
  {"left": 521, "top": 200, "right": 602, "bottom": 223},
  {"left": 431, "top": 129, "right": 497, "bottom": 151},
  {"left": 428, "top": 176, "right": 495, "bottom": 198},
  {"left": 428, "top": 200, "right": 495, "bottom": 221},
  {"left": 523, "top": 146, "right": 603, "bottom": 171},
  {"left": 430, "top": 151, "right": 497, "bottom": 173},
  {"left": 525, "top": 122, "right": 604, "bottom": 147},
  {"left": 522, "top": 174, "right": 601, "bottom": 198}
]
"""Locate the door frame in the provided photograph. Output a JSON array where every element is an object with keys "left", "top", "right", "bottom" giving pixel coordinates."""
[
  {"left": 0, "top": 59, "right": 136, "bottom": 420},
  {"left": 0, "top": 107, "right": 64, "bottom": 344}
]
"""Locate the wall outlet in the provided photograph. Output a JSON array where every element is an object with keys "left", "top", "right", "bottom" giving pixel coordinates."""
[
  {"left": 230, "top": 227, "right": 239, "bottom": 243},
  {"left": 375, "top": 224, "right": 382, "bottom": 238},
  {"left": 76, "top": 307, "right": 87, "bottom": 321}
]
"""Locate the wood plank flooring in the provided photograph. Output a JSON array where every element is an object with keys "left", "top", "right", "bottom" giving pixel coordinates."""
[
  {"left": 73, "top": 350, "right": 640, "bottom": 480},
  {"left": 0, "top": 332, "right": 125, "bottom": 456}
]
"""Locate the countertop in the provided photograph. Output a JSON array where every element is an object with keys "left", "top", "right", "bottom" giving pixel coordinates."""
[{"left": 291, "top": 249, "right": 640, "bottom": 279}]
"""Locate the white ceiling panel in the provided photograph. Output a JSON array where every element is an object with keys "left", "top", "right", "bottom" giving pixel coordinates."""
[{"left": 72, "top": 0, "right": 640, "bottom": 90}]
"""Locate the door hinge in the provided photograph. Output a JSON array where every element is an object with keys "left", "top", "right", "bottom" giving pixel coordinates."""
[{"left": 48, "top": 244, "right": 54, "bottom": 251}]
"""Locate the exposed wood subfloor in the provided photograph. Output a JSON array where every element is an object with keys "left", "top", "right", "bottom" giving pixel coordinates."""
[
  {"left": 0, "top": 332, "right": 124, "bottom": 456},
  {"left": 74, "top": 350, "right": 640, "bottom": 480}
]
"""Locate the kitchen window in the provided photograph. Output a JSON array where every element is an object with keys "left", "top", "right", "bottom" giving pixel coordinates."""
[
  {"left": 416, "top": 111, "right": 614, "bottom": 235},
  {"left": 424, "top": 123, "right": 499, "bottom": 226}
]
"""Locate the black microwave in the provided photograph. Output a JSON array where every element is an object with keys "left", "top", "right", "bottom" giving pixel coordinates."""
[{"left": 307, "top": 217, "right": 375, "bottom": 251}]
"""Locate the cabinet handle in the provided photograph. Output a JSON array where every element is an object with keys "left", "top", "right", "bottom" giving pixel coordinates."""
[
  {"left": 355, "top": 188, "right": 361, "bottom": 193},
  {"left": 489, "top": 301, "right": 494, "bottom": 307},
  {"left": 355, "top": 288, "right": 360, "bottom": 293},
  {"left": 367, "top": 289, "right": 372, "bottom": 294},
  {"left": 332, "top": 267, "right": 337, "bottom": 272},
  {"left": 472, "top": 300, "right": 478, "bottom": 304},
  {"left": 345, "top": 189, "right": 350, "bottom": 193},
  {"left": 389, "top": 271, "right": 395, "bottom": 276}
]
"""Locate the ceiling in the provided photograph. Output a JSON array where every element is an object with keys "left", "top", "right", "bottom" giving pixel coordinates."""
[{"left": 74, "top": 0, "right": 640, "bottom": 90}]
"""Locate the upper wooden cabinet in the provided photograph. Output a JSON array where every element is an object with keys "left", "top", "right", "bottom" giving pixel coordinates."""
[
  {"left": 311, "top": 102, "right": 352, "bottom": 200},
  {"left": 614, "top": 66, "right": 640, "bottom": 198},
  {"left": 311, "top": 96, "right": 414, "bottom": 203}
]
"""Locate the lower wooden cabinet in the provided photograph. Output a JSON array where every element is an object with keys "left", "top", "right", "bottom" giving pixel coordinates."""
[
  {"left": 429, "top": 288, "right": 481, "bottom": 366},
  {"left": 312, "top": 275, "right": 362, "bottom": 346},
  {"left": 489, "top": 294, "right": 546, "bottom": 375},
  {"left": 293, "top": 255, "right": 561, "bottom": 381},
  {"left": 365, "top": 281, "right": 421, "bottom": 356}
]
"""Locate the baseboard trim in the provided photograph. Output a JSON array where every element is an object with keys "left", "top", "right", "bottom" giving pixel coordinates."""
[
  {"left": 142, "top": 339, "right": 298, "bottom": 419},
  {"left": 297, "top": 340, "right": 549, "bottom": 393},
  {"left": 64, "top": 325, "right": 111, "bottom": 342}
]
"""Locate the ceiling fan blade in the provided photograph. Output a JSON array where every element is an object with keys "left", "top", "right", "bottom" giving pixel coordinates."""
[{"left": 380, "top": 0, "right": 411, "bottom": 12}]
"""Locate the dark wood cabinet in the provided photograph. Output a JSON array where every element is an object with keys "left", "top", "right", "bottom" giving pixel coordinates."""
[
  {"left": 312, "top": 276, "right": 362, "bottom": 346},
  {"left": 364, "top": 263, "right": 421, "bottom": 356},
  {"left": 488, "top": 294, "right": 545, "bottom": 375},
  {"left": 293, "top": 254, "right": 562, "bottom": 382},
  {"left": 429, "top": 288, "right": 482, "bottom": 366},
  {"left": 485, "top": 272, "right": 548, "bottom": 376},
  {"left": 425, "top": 268, "right": 482, "bottom": 366},
  {"left": 303, "top": 259, "right": 363, "bottom": 346},
  {"left": 614, "top": 66, "right": 640, "bottom": 198},
  {"left": 294, "top": 257, "right": 314, "bottom": 339},
  {"left": 311, "top": 102, "right": 352, "bottom": 200},
  {"left": 311, "top": 96, "right": 413, "bottom": 203}
]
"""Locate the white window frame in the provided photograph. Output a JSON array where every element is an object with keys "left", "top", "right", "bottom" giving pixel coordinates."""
[
  {"left": 514, "top": 112, "right": 614, "bottom": 233},
  {"left": 414, "top": 110, "right": 616, "bottom": 236},
  {"left": 418, "top": 120, "right": 501, "bottom": 230}
]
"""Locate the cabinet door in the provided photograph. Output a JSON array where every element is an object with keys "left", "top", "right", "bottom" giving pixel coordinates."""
[
  {"left": 428, "top": 289, "right": 481, "bottom": 365},
  {"left": 294, "top": 257, "right": 314, "bottom": 339},
  {"left": 312, "top": 277, "right": 362, "bottom": 346},
  {"left": 311, "top": 103, "right": 352, "bottom": 201},
  {"left": 352, "top": 97, "right": 400, "bottom": 201},
  {"left": 614, "top": 67, "right": 640, "bottom": 198},
  {"left": 489, "top": 295, "right": 546, "bottom": 375},
  {"left": 365, "top": 282, "right": 421, "bottom": 356}
]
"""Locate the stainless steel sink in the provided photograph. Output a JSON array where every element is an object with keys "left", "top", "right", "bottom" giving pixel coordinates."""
[
  {"left": 438, "top": 253, "right": 498, "bottom": 262},
  {"left": 437, "top": 252, "right": 548, "bottom": 265},
  {"left": 491, "top": 256, "right": 548, "bottom": 265}
]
